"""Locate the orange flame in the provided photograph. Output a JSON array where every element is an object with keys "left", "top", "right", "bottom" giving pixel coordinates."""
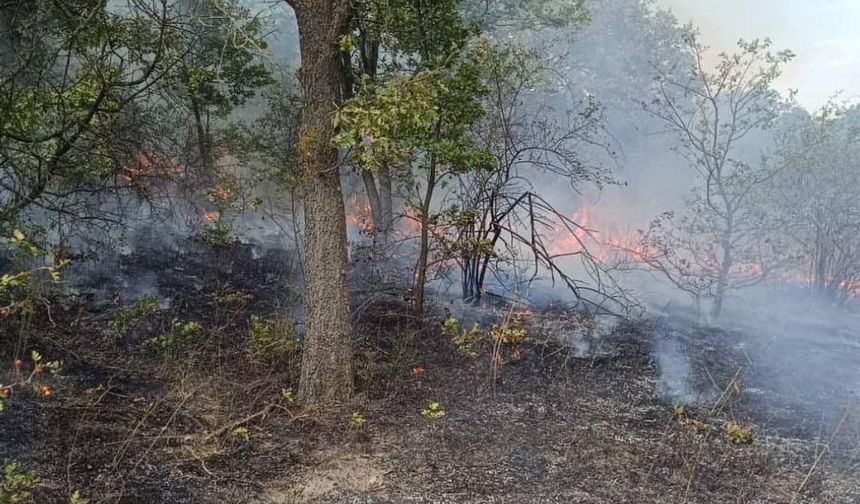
[
  {"left": 346, "top": 194, "right": 374, "bottom": 234},
  {"left": 210, "top": 184, "right": 232, "bottom": 202},
  {"left": 121, "top": 151, "right": 180, "bottom": 184},
  {"left": 552, "top": 204, "right": 860, "bottom": 299},
  {"left": 548, "top": 205, "right": 593, "bottom": 256},
  {"left": 549, "top": 204, "right": 649, "bottom": 264}
]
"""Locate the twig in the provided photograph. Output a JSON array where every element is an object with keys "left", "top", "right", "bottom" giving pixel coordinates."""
[
  {"left": 791, "top": 403, "right": 855, "bottom": 502},
  {"left": 202, "top": 403, "right": 274, "bottom": 441}
]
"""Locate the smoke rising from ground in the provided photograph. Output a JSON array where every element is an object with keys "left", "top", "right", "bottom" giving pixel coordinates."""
[{"left": 38, "top": 0, "right": 860, "bottom": 438}]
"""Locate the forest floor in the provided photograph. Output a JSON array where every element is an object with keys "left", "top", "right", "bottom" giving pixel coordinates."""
[{"left": 1, "top": 241, "right": 858, "bottom": 503}]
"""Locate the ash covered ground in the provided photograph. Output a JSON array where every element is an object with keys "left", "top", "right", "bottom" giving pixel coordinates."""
[{"left": 1, "top": 242, "right": 858, "bottom": 503}]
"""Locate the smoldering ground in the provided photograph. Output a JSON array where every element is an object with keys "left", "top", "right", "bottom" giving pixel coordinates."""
[{"left": 2, "top": 0, "right": 860, "bottom": 502}]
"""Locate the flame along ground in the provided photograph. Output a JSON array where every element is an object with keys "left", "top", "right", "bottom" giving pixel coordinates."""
[
  {"left": 120, "top": 153, "right": 860, "bottom": 301},
  {"left": 344, "top": 195, "right": 860, "bottom": 299}
]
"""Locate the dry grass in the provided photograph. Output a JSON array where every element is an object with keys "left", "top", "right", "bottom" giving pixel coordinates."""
[{"left": 1, "top": 245, "right": 857, "bottom": 503}]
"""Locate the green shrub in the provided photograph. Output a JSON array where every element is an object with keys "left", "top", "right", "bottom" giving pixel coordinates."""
[
  {"left": 442, "top": 317, "right": 482, "bottom": 356},
  {"left": 0, "top": 461, "right": 38, "bottom": 504},
  {"left": 110, "top": 296, "right": 158, "bottom": 335},
  {"left": 350, "top": 412, "right": 366, "bottom": 430},
  {"left": 148, "top": 319, "right": 201, "bottom": 352},
  {"left": 725, "top": 422, "right": 754, "bottom": 444},
  {"left": 69, "top": 491, "right": 88, "bottom": 504},
  {"left": 0, "top": 228, "right": 68, "bottom": 320},
  {"left": 247, "top": 314, "right": 299, "bottom": 365},
  {"left": 443, "top": 316, "right": 526, "bottom": 356},
  {"left": 200, "top": 224, "right": 235, "bottom": 246},
  {"left": 421, "top": 401, "right": 445, "bottom": 420},
  {"left": 488, "top": 323, "right": 526, "bottom": 345}
]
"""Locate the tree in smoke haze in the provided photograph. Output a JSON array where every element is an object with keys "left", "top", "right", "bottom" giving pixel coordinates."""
[
  {"left": 638, "top": 31, "right": 793, "bottom": 318},
  {"left": 447, "top": 44, "right": 623, "bottom": 309},
  {"left": 164, "top": 0, "right": 273, "bottom": 176},
  {"left": 276, "top": 0, "right": 596, "bottom": 401},
  {"left": 337, "top": 0, "right": 614, "bottom": 318},
  {"left": 0, "top": 0, "right": 186, "bottom": 232},
  {"left": 768, "top": 102, "right": 860, "bottom": 304},
  {"left": 337, "top": 0, "right": 587, "bottom": 244},
  {"left": 334, "top": 0, "right": 496, "bottom": 320},
  {"left": 462, "top": 0, "right": 590, "bottom": 30},
  {"left": 563, "top": 0, "right": 690, "bottom": 136},
  {"left": 0, "top": 0, "right": 274, "bottom": 241}
]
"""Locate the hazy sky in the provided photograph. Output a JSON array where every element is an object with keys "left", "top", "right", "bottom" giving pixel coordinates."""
[{"left": 655, "top": 0, "right": 860, "bottom": 110}]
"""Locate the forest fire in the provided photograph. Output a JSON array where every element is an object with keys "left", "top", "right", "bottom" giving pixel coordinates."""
[
  {"left": 344, "top": 195, "right": 860, "bottom": 305},
  {"left": 345, "top": 195, "right": 424, "bottom": 238},
  {"left": 548, "top": 204, "right": 649, "bottom": 264},
  {"left": 121, "top": 151, "right": 181, "bottom": 185},
  {"left": 346, "top": 194, "right": 374, "bottom": 235},
  {"left": 4, "top": 1, "right": 860, "bottom": 502},
  {"left": 548, "top": 204, "right": 594, "bottom": 257}
]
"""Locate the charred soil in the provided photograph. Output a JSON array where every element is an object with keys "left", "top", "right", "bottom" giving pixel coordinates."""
[{"left": 1, "top": 243, "right": 858, "bottom": 503}]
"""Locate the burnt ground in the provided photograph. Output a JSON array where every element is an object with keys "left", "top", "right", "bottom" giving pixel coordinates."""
[{"left": 1, "top": 242, "right": 859, "bottom": 503}]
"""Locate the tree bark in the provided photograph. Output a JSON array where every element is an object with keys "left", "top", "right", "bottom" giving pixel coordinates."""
[
  {"left": 361, "top": 169, "right": 384, "bottom": 232},
  {"left": 412, "top": 156, "right": 436, "bottom": 321},
  {"left": 413, "top": 207, "right": 430, "bottom": 320},
  {"left": 711, "top": 227, "right": 733, "bottom": 320},
  {"left": 0, "top": 3, "right": 17, "bottom": 70},
  {"left": 0, "top": 0, "right": 30, "bottom": 81},
  {"left": 291, "top": 0, "right": 353, "bottom": 404},
  {"left": 189, "top": 94, "right": 214, "bottom": 174},
  {"left": 350, "top": 30, "right": 392, "bottom": 242},
  {"left": 378, "top": 163, "right": 393, "bottom": 236},
  {"left": 360, "top": 165, "right": 394, "bottom": 242}
]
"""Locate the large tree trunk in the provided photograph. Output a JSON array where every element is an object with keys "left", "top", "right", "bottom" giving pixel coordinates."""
[{"left": 291, "top": 0, "right": 353, "bottom": 404}]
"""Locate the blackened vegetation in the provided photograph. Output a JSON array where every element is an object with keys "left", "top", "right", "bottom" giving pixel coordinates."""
[
  {"left": 1, "top": 242, "right": 305, "bottom": 503},
  {"left": 0, "top": 244, "right": 858, "bottom": 503},
  {"left": 651, "top": 314, "right": 860, "bottom": 443}
]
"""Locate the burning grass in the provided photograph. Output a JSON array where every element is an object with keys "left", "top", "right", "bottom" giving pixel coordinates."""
[{"left": 0, "top": 243, "right": 858, "bottom": 503}]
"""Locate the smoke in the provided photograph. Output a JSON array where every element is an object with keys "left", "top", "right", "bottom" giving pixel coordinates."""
[
  {"left": 632, "top": 283, "right": 860, "bottom": 440},
  {"left": 721, "top": 290, "right": 860, "bottom": 423},
  {"left": 655, "top": 336, "right": 695, "bottom": 405},
  {"left": 5, "top": 0, "right": 855, "bottom": 444},
  {"left": 468, "top": 0, "right": 860, "bottom": 443}
]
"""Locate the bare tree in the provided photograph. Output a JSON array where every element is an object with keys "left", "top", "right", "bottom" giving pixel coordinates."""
[
  {"left": 448, "top": 46, "right": 618, "bottom": 306},
  {"left": 769, "top": 102, "right": 860, "bottom": 304},
  {"left": 640, "top": 31, "right": 793, "bottom": 318}
]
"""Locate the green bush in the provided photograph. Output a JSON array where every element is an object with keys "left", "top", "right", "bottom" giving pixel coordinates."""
[
  {"left": 110, "top": 296, "right": 158, "bottom": 335},
  {"left": 69, "top": 491, "right": 89, "bottom": 504},
  {"left": 148, "top": 319, "right": 201, "bottom": 352},
  {"left": 443, "top": 315, "right": 528, "bottom": 357},
  {"left": 0, "top": 461, "right": 38, "bottom": 504},
  {"left": 442, "top": 317, "right": 483, "bottom": 356},
  {"left": 247, "top": 314, "right": 299, "bottom": 365}
]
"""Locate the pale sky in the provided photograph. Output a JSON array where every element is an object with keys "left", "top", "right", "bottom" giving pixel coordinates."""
[{"left": 654, "top": 0, "right": 860, "bottom": 110}]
